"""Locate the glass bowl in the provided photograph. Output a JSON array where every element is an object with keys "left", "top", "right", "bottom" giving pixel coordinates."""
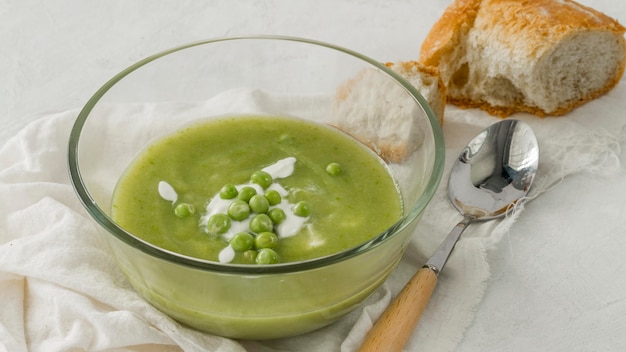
[{"left": 68, "top": 35, "right": 444, "bottom": 340}]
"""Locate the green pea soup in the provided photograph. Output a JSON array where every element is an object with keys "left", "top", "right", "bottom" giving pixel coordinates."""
[{"left": 111, "top": 115, "right": 403, "bottom": 264}]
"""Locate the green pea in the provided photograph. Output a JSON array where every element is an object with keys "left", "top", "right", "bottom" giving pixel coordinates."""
[
  {"left": 174, "top": 203, "right": 195, "bottom": 218},
  {"left": 249, "top": 194, "right": 270, "bottom": 214},
  {"left": 219, "top": 184, "right": 238, "bottom": 199},
  {"left": 227, "top": 200, "right": 251, "bottom": 221},
  {"left": 255, "top": 248, "right": 280, "bottom": 264},
  {"left": 207, "top": 213, "right": 231, "bottom": 234},
  {"left": 255, "top": 232, "right": 279, "bottom": 249},
  {"left": 292, "top": 201, "right": 311, "bottom": 217},
  {"left": 242, "top": 250, "right": 258, "bottom": 264},
  {"left": 251, "top": 170, "right": 273, "bottom": 189},
  {"left": 249, "top": 213, "right": 273, "bottom": 233},
  {"left": 264, "top": 190, "right": 282, "bottom": 206},
  {"left": 326, "top": 162, "right": 342, "bottom": 176},
  {"left": 268, "top": 207, "right": 286, "bottom": 224},
  {"left": 237, "top": 186, "right": 257, "bottom": 202},
  {"left": 230, "top": 232, "right": 254, "bottom": 252}
]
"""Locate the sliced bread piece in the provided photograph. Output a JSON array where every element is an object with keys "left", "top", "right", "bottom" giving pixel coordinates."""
[
  {"left": 384, "top": 61, "right": 447, "bottom": 125},
  {"left": 333, "top": 61, "right": 445, "bottom": 163},
  {"left": 420, "top": 0, "right": 626, "bottom": 117}
]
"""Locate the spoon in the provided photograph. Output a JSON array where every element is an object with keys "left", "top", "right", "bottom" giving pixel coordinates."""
[{"left": 358, "top": 119, "right": 539, "bottom": 352}]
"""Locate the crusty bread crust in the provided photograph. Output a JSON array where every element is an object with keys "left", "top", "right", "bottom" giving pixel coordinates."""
[
  {"left": 420, "top": 0, "right": 480, "bottom": 69},
  {"left": 420, "top": 0, "right": 626, "bottom": 117}
]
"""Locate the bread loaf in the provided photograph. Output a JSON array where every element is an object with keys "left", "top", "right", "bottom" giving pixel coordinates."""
[
  {"left": 333, "top": 61, "right": 446, "bottom": 162},
  {"left": 420, "top": 0, "right": 626, "bottom": 117}
]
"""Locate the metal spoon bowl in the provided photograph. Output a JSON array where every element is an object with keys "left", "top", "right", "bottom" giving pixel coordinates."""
[{"left": 358, "top": 119, "right": 539, "bottom": 352}]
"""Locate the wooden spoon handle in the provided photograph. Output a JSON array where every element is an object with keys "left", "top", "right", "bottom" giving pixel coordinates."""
[{"left": 357, "top": 266, "right": 438, "bottom": 352}]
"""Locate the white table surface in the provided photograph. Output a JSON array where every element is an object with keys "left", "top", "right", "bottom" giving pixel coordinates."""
[{"left": 3, "top": 1, "right": 626, "bottom": 351}]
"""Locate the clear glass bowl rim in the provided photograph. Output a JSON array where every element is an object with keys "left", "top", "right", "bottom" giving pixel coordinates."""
[{"left": 67, "top": 35, "right": 445, "bottom": 274}]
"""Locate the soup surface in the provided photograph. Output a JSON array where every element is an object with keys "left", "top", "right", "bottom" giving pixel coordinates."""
[{"left": 111, "top": 115, "right": 403, "bottom": 264}]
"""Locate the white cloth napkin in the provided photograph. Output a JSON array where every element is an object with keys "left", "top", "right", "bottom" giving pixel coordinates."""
[{"left": 0, "top": 92, "right": 623, "bottom": 352}]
